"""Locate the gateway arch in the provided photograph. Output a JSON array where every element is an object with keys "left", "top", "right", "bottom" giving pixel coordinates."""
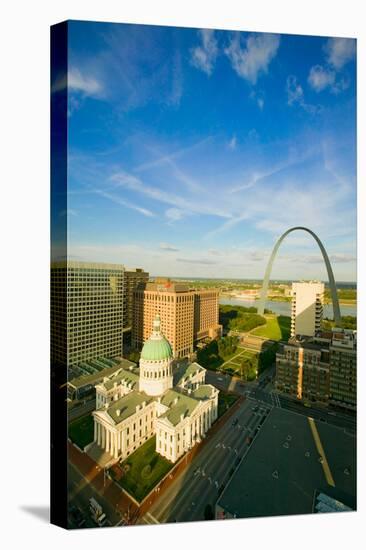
[{"left": 257, "top": 226, "right": 341, "bottom": 326}]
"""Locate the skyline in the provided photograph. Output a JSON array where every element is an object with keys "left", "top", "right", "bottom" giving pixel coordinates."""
[{"left": 60, "top": 21, "right": 357, "bottom": 281}]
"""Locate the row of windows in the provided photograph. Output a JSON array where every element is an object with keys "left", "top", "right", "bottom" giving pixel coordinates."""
[{"left": 143, "top": 367, "right": 172, "bottom": 379}]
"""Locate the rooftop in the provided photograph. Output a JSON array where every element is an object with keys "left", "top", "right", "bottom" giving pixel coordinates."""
[
  {"left": 160, "top": 389, "right": 200, "bottom": 426},
  {"left": 68, "top": 358, "right": 132, "bottom": 389},
  {"left": 217, "top": 407, "right": 356, "bottom": 519},
  {"left": 192, "top": 384, "right": 216, "bottom": 400},
  {"left": 174, "top": 361, "right": 205, "bottom": 386},
  {"left": 100, "top": 367, "right": 139, "bottom": 391},
  {"left": 51, "top": 260, "right": 125, "bottom": 270},
  {"left": 106, "top": 391, "right": 153, "bottom": 424}
]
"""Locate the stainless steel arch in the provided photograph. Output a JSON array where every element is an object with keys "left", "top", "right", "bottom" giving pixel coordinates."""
[{"left": 257, "top": 226, "right": 341, "bottom": 325}]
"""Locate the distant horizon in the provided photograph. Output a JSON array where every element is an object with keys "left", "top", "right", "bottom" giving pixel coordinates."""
[{"left": 53, "top": 257, "right": 357, "bottom": 286}]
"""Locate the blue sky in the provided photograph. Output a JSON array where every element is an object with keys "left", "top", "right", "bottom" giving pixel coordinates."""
[{"left": 61, "top": 21, "right": 356, "bottom": 281}]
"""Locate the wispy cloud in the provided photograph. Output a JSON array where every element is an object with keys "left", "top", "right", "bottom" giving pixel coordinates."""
[
  {"left": 165, "top": 208, "right": 186, "bottom": 222},
  {"left": 324, "top": 37, "right": 356, "bottom": 70},
  {"left": 191, "top": 29, "right": 218, "bottom": 75},
  {"left": 286, "top": 75, "right": 321, "bottom": 114},
  {"left": 176, "top": 258, "right": 218, "bottom": 265},
  {"left": 160, "top": 242, "right": 180, "bottom": 252},
  {"left": 68, "top": 67, "right": 103, "bottom": 95},
  {"left": 225, "top": 33, "right": 280, "bottom": 84},
  {"left": 52, "top": 67, "right": 103, "bottom": 98},
  {"left": 305, "top": 253, "right": 356, "bottom": 264},
  {"left": 228, "top": 135, "right": 237, "bottom": 150},
  {"left": 134, "top": 137, "right": 210, "bottom": 176},
  {"left": 110, "top": 170, "right": 230, "bottom": 219},
  {"left": 93, "top": 188, "right": 155, "bottom": 217}
]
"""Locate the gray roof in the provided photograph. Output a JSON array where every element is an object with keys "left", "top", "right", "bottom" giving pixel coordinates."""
[
  {"left": 217, "top": 407, "right": 356, "bottom": 519},
  {"left": 160, "top": 389, "right": 200, "bottom": 426},
  {"left": 192, "top": 384, "right": 216, "bottom": 400},
  {"left": 68, "top": 364, "right": 122, "bottom": 389},
  {"left": 174, "top": 361, "right": 205, "bottom": 386},
  {"left": 101, "top": 367, "right": 139, "bottom": 391},
  {"left": 106, "top": 391, "right": 153, "bottom": 424}
]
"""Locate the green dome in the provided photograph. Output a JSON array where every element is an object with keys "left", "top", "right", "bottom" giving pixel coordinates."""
[
  {"left": 140, "top": 315, "right": 173, "bottom": 361},
  {"left": 141, "top": 337, "right": 173, "bottom": 361}
]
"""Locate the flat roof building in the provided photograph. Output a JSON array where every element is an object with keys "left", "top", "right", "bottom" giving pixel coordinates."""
[
  {"left": 275, "top": 328, "right": 357, "bottom": 411},
  {"left": 216, "top": 407, "right": 356, "bottom": 520}
]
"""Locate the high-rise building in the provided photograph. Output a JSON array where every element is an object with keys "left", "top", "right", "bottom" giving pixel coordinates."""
[
  {"left": 329, "top": 329, "right": 357, "bottom": 410},
  {"left": 275, "top": 328, "right": 357, "bottom": 410},
  {"left": 123, "top": 268, "right": 149, "bottom": 333},
  {"left": 193, "top": 289, "right": 221, "bottom": 341},
  {"left": 275, "top": 336, "right": 330, "bottom": 404},
  {"left": 133, "top": 279, "right": 195, "bottom": 358},
  {"left": 291, "top": 281, "right": 324, "bottom": 337},
  {"left": 132, "top": 279, "right": 221, "bottom": 358},
  {"left": 51, "top": 261, "right": 125, "bottom": 366}
]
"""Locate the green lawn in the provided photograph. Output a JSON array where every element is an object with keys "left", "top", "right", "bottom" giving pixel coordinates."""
[
  {"left": 217, "top": 392, "right": 239, "bottom": 418},
  {"left": 115, "top": 436, "right": 173, "bottom": 502},
  {"left": 251, "top": 315, "right": 291, "bottom": 341},
  {"left": 69, "top": 414, "right": 94, "bottom": 449}
]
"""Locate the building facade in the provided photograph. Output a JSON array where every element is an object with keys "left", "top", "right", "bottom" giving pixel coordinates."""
[
  {"left": 132, "top": 279, "right": 221, "bottom": 358},
  {"left": 291, "top": 281, "right": 324, "bottom": 337},
  {"left": 193, "top": 289, "right": 221, "bottom": 341},
  {"left": 123, "top": 268, "right": 149, "bottom": 333},
  {"left": 275, "top": 328, "right": 356, "bottom": 410},
  {"left": 329, "top": 329, "right": 357, "bottom": 410},
  {"left": 51, "top": 261, "right": 124, "bottom": 366},
  {"left": 92, "top": 315, "right": 219, "bottom": 463}
]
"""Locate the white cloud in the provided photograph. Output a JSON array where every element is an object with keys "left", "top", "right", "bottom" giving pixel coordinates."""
[
  {"left": 286, "top": 75, "right": 304, "bottom": 105},
  {"left": 325, "top": 38, "right": 356, "bottom": 70},
  {"left": 191, "top": 29, "right": 218, "bottom": 76},
  {"left": 286, "top": 75, "right": 320, "bottom": 114},
  {"left": 68, "top": 68, "right": 102, "bottom": 96},
  {"left": 165, "top": 208, "right": 186, "bottom": 222},
  {"left": 250, "top": 90, "right": 265, "bottom": 109},
  {"left": 225, "top": 33, "right": 280, "bottom": 84},
  {"left": 308, "top": 65, "right": 335, "bottom": 92}
]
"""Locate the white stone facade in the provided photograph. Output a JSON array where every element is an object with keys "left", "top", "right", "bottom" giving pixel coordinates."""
[
  {"left": 139, "top": 357, "right": 173, "bottom": 396},
  {"left": 92, "top": 315, "right": 219, "bottom": 463}
]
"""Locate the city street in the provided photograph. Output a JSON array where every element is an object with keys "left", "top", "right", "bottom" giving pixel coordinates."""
[
  {"left": 206, "top": 368, "right": 356, "bottom": 434},
  {"left": 68, "top": 462, "right": 122, "bottom": 528},
  {"left": 138, "top": 397, "right": 271, "bottom": 524}
]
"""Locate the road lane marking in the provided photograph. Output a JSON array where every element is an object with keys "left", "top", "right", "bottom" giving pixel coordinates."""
[{"left": 308, "top": 417, "right": 335, "bottom": 487}]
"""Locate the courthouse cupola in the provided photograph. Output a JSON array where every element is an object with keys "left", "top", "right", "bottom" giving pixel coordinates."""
[{"left": 139, "top": 315, "right": 173, "bottom": 396}]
